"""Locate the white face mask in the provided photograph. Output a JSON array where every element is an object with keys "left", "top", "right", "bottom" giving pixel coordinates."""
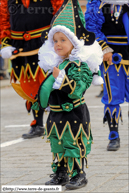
[{"left": 102, "top": 0, "right": 129, "bottom": 5}]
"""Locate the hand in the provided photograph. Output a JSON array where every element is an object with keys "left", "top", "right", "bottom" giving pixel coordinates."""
[
  {"left": 53, "top": 67, "right": 60, "bottom": 78},
  {"left": 103, "top": 52, "right": 113, "bottom": 65},
  {"left": 1, "top": 46, "right": 16, "bottom": 59}
]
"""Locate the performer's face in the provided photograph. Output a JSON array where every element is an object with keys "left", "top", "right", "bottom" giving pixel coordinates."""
[{"left": 53, "top": 32, "right": 73, "bottom": 58}]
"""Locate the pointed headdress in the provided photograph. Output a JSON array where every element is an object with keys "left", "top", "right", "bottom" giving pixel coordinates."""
[
  {"left": 41, "top": 0, "right": 95, "bottom": 47},
  {"left": 39, "top": 0, "right": 103, "bottom": 75}
]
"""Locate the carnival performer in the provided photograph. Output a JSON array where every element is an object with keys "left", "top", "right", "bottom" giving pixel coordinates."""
[
  {"left": 85, "top": 0, "right": 129, "bottom": 151},
  {"left": 0, "top": 0, "right": 63, "bottom": 139},
  {"left": 32, "top": 0, "right": 103, "bottom": 189}
]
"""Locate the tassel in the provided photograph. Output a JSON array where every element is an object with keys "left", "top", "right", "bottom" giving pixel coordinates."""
[
  {"left": 35, "top": 110, "right": 38, "bottom": 117},
  {"left": 73, "top": 141, "right": 76, "bottom": 145},
  {"left": 58, "top": 141, "right": 61, "bottom": 145}
]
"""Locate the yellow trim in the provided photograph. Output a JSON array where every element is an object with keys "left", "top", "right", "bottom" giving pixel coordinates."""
[
  {"left": 123, "top": 65, "right": 129, "bottom": 76},
  {"left": 115, "top": 5, "right": 122, "bottom": 20},
  {"left": 62, "top": 61, "right": 71, "bottom": 70},
  {"left": 57, "top": 153, "right": 64, "bottom": 162},
  {"left": 62, "top": 78, "right": 73, "bottom": 89},
  {"left": 98, "top": 40, "right": 104, "bottom": 44},
  {"left": 1, "top": 37, "right": 11, "bottom": 49},
  {"left": 49, "top": 105, "right": 61, "bottom": 108},
  {"left": 11, "top": 34, "right": 42, "bottom": 40},
  {"left": 112, "top": 108, "right": 117, "bottom": 118},
  {"left": 103, "top": 61, "right": 109, "bottom": 72},
  {"left": 50, "top": 98, "right": 85, "bottom": 111},
  {"left": 11, "top": 35, "right": 23, "bottom": 39},
  {"left": 29, "top": 27, "right": 50, "bottom": 34},
  {"left": 76, "top": 132, "right": 86, "bottom": 158},
  {"left": 77, "top": 138, "right": 82, "bottom": 157},
  {"left": 75, "top": 158, "right": 82, "bottom": 170},
  {"left": 11, "top": 83, "right": 37, "bottom": 103},
  {"left": 107, "top": 40, "right": 128, "bottom": 44},
  {"left": 25, "top": 63, "right": 31, "bottom": 79},
  {"left": 74, "top": 61, "right": 81, "bottom": 67},
  {"left": 11, "top": 66, "right": 24, "bottom": 82},
  {"left": 74, "top": 100, "right": 85, "bottom": 107},
  {"left": 47, "top": 121, "right": 91, "bottom": 141},
  {"left": 81, "top": 132, "right": 86, "bottom": 157},
  {"left": 107, "top": 36, "right": 128, "bottom": 39},
  {"left": 50, "top": 108, "right": 62, "bottom": 112},
  {"left": 105, "top": 107, "right": 121, "bottom": 124},
  {"left": 11, "top": 26, "right": 50, "bottom": 36},
  {"left": 52, "top": 152, "right": 56, "bottom": 161},
  {"left": 59, "top": 74, "right": 67, "bottom": 90},
  {"left": 68, "top": 158, "right": 74, "bottom": 173},
  {"left": 115, "top": 107, "right": 121, "bottom": 124},
  {"left": 30, "top": 34, "right": 42, "bottom": 38},
  {"left": 105, "top": 107, "right": 112, "bottom": 120},
  {"left": 11, "top": 32, "right": 23, "bottom": 35},
  {"left": 73, "top": 97, "right": 84, "bottom": 104},
  {"left": 101, "top": 42, "right": 107, "bottom": 48},
  {"left": 121, "top": 60, "right": 129, "bottom": 66},
  {"left": 11, "top": 63, "right": 46, "bottom": 81},
  {"left": 70, "top": 81, "right": 76, "bottom": 95},
  {"left": 99, "top": 2, "right": 107, "bottom": 10},
  {"left": 115, "top": 64, "right": 121, "bottom": 73},
  {"left": 24, "top": 63, "right": 41, "bottom": 79},
  {"left": 59, "top": 75, "right": 76, "bottom": 94},
  {"left": 102, "top": 45, "right": 109, "bottom": 51},
  {"left": 104, "top": 72, "right": 112, "bottom": 103}
]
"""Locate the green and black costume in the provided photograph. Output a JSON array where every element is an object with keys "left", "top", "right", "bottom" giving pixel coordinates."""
[
  {"left": 35, "top": 0, "right": 102, "bottom": 188},
  {"left": 38, "top": 59, "right": 93, "bottom": 177}
]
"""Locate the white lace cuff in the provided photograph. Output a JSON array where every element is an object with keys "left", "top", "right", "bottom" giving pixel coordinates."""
[
  {"left": 53, "top": 69, "right": 65, "bottom": 89},
  {"left": 103, "top": 47, "right": 114, "bottom": 55}
]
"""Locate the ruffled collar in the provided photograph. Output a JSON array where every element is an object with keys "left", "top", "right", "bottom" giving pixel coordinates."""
[
  {"left": 38, "top": 39, "right": 87, "bottom": 73},
  {"left": 38, "top": 39, "right": 103, "bottom": 73}
]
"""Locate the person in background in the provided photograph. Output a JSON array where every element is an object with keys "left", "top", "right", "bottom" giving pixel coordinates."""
[
  {"left": 0, "top": 0, "right": 63, "bottom": 138},
  {"left": 85, "top": 0, "right": 129, "bottom": 151},
  {"left": 0, "top": 46, "right": 5, "bottom": 80}
]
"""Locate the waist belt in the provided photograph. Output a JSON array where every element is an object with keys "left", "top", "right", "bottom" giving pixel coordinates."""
[
  {"left": 49, "top": 97, "right": 85, "bottom": 112},
  {"left": 11, "top": 25, "right": 50, "bottom": 41},
  {"left": 106, "top": 35, "right": 129, "bottom": 45}
]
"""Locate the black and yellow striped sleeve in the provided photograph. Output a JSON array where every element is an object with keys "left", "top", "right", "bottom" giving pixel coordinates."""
[{"left": 98, "top": 39, "right": 109, "bottom": 51}]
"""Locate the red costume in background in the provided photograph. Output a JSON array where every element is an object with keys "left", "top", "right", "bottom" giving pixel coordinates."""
[{"left": 1, "top": 0, "right": 63, "bottom": 138}]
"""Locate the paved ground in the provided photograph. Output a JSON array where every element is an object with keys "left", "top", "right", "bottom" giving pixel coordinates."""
[{"left": 0, "top": 79, "right": 129, "bottom": 193}]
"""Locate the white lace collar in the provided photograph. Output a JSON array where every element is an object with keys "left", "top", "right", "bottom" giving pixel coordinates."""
[{"left": 38, "top": 39, "right": 103, "bottom": 73}]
